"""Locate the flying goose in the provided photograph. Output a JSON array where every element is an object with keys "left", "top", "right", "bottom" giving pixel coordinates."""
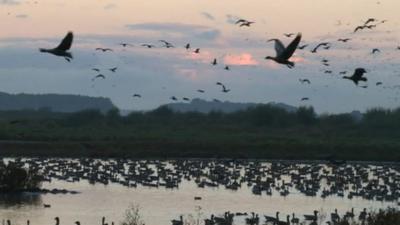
[
  {"left": 265, "top": 33, "right": 302, "bottom": 68},
  {"left": 343, "top": 68, "right": 367, "bottom": 85},
  {"left": 39, "top": 31, "right": 73, "bottom": 60}
]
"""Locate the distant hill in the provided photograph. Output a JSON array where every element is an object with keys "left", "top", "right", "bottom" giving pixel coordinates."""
[
  {"left": 165, "top": 98, "right": 297, "bottom": 113},
  {"left": 0, "top": 92, "right": 116, "bottom": 113}
]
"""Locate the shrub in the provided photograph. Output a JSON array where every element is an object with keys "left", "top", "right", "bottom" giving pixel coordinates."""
[
  {"left": 120, "top": 204, "right": 145, "bottom": 225},
  {"left": 0, "top": 160, "right": 42, "bottom": 192}
]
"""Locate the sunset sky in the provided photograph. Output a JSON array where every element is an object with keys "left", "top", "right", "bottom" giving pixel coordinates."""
[{"left": 1, "top": 0, "right": 400, "bottom": 113}]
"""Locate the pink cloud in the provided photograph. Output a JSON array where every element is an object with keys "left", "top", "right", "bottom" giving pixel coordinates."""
[
  {"left": 224, "top": 53, "right": 259, "bottom": 66},
  {"left": 291, "top": 55, "right": 306, "bottom": 63}
]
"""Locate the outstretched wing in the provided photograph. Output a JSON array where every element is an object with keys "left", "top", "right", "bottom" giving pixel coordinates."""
[
  {"left": 55, "top": 32, "right": 73, "bottom": 51},
  {"left": 269, "top": 39, "right": 285, "bottom": 57},
  {"left": 279, "top": 33, "right": 302, "bottom": 60},
  {"left": 235, "top": 19, "right": 246, "bottom": 24}
]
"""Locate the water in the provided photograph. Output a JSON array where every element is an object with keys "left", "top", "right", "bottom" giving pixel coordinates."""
[{"left": 0, "top": 160, "right": 399, "bottom": 225}]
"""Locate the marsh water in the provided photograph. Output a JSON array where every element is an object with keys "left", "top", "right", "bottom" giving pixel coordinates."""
[{"left": 0, "top": 160, "right": 399, "bottom": 225}]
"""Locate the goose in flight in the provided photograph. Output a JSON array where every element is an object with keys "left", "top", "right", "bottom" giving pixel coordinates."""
[
  {"left": 92, "top": 74, "right": 106, "bottom": 81},
  {"left": 185, "top": 43, "right": 190, "bottom": 50},
  {"left": 39, "top": 31, "right": 73, "bottom": 60},
  {"left": 299, "top": 79, "right": 311, "bottom": 84},
  {"left": 235, "top": 19, "right": 248, "bottom": 24},
  {"left": 240, "top": 21, "right": 254, "bottom": 27},
  {"left": 354, "top": 25, "right": 366, "bottom": 33},
  {"left": 159, "top": 40, "right": 174, "bottom": 48},
  {"left": 197, "top": 89, "right": 205, "bottom": 93},
  {"left": 284, "top": 33, "right": 295, "bottom": 37},
  {"left": 92, "top": 68, "right": 100, "bottom": 72},
  {"left": 337, "top": 38, "right": 351, "bottom": 42},
  {"left": 170, "top": 96, "right": 178, "bottom": 101},
  {"left": 301, "top": 97, "right": 309, "bottom": 101},
  {"left": 142, "top": 44, "right": 155, "bottom": 48},
  {"left": 372, "top": 48, "right": 380, "bottom": 54},
  {"left": 216, "top": 82, "right": 223, "bottom": 86},
  {"left": 265, "top": 33, "right": 302, "bottom": 68},
  {"left": 235, "top": 19, "right": 254, "bottom": 27},
  {"left": 354, "top": 24, "right": 377, "bottom": 33},
  {"left": 364, "top": 18, "right": 377, "bottom": 25},
  {"left": 221, "top": 85, "right": 230, "bottom": 93},
  {"left": 119, "top": 43, "right": 133, "bottom": 47},
  {"left": 343, "top": 68, "right": 367, "bottom": 85},
  {"left": 96, "top": 48, "right": 113, "bottom": 52},
  {"left": 311, "top": 42, "right": 330, "bottom": 53},
  {"left": 109, "top": 67, "right": 118, "bottom": 72},
  {"left": 365, "top": 24, "right": 377, "bottom": 29},
  {"left": 298, "top": 44, "right": 308, "bottom": 50},
  {"left": 376, "top": 82, "right": 383, "bottom": 86},
  {"left": 182, "top": 97, "right": 190, "bottom": 101},
  {"left": 133, "top": 94, "right": 142, "bottom": 98}
]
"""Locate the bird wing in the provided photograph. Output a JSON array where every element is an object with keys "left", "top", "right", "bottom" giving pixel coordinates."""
[
  {"left": 354, "top": 26, "right": 364, "bottom": 33},
  {"left": 271, "top": 39, "right": 285, "bottom": 57},
  {"left": 235, "top": 19, "right": 246, "bottom": 24},
  {"left": 279, "top": 33, "right": 302, "bottom": 59},
  {"left": 55, "top": 32, "right": 73, "bottom": 51}
]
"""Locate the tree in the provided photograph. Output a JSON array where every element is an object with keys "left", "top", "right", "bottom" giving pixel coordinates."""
[{"left": 0, "top": 160, "right": 42, "bottom": 192}]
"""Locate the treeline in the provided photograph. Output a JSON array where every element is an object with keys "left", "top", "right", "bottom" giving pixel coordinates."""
[
  {"left": 0, "top": 92, "right": 115, "bottom": 113},
  {"left": 0, "top": 105, "right": 399, "bottom": 160},
  {"left": 1, "top": 104, "right": 400, "bottom": 137},
  {"left": 66, "top": 105, "right": 399, "bottom": 132}
]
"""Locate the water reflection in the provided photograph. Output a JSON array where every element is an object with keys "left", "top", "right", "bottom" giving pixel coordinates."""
[{"left": 0, "top": 193, "right": 42, "bottom": 209}]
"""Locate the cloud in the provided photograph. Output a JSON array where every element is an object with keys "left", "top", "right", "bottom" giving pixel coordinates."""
[
  {"left": 104, "top": 3, "right": 117, "bottom": 10},
  {"left": 0, "top": 0, "right": 20, "bottom": 5},
  {"left": 200, "top": 12, "right": 215, "bottom": 21},
  {"left": 224, "top": 53, "right": 258, "bottom": 66},
  {"left": 126, "top": 22, "right": 221, "bottom": 41},
  {"left": 15, "top": 14, "right": 28, "bottom": 19},
  {"left": 185, "top": 50, "right": 214, "bottom": 63}
]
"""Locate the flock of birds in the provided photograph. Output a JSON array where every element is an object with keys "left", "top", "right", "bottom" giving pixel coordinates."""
[
  {"left": 6, "top": 158, "right": 400, "bottom": 203},
  {"left": 35, "top": 15, "right": 400, "bottom": 104},
  {"left": 0, "top": 208, "right": 385, "bottom": 225},
  {"left": 173, "top": 208, "right": 373, "bottom": 225},
  {"left": 2, "top": 158, "right": 399, "bottom": 225}
]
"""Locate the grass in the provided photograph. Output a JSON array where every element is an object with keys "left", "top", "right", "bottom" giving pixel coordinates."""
[{"left": 0, "top": 106, "right": 399, "bottom": 161}]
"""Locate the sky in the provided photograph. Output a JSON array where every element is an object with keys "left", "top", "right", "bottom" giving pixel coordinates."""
[{"left": 1, "top": 0, "right": 400, "bottom": 113}]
